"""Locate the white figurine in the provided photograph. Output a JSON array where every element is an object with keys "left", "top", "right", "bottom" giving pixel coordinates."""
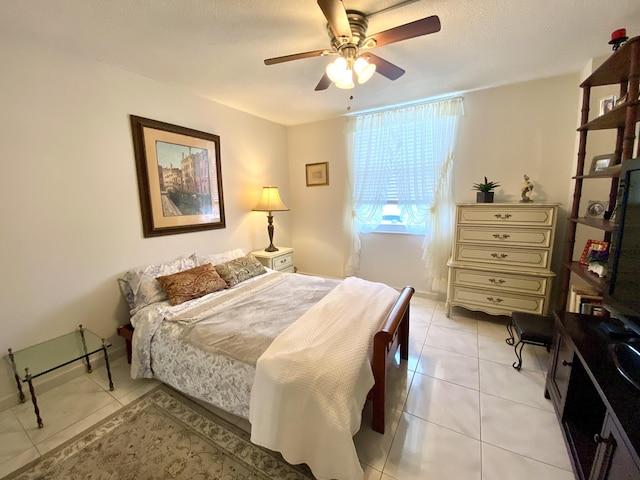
[{"left": 520, "top": 174, "right": 534, "bottom": 203}]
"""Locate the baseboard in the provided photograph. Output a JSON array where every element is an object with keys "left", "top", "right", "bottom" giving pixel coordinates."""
[{"left": 0, "top": 345, "right": 126, "bottom": 414}]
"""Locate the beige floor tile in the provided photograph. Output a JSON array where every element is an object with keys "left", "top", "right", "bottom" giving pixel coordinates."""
[
  {"left": 478, "top": 334, "right": 542, "bottom": 372},
  {"left": 354, "top": 406, "right": 404, "bottom": 472},
  {"left": 385, "top": 412, "right": 482, "bottom": 480},
  {"left": 12, "top": 376, "right": 117, "bottom": 444},
  {"left": 482, "top": 443, "right": 574, "bottom": 480},
  {"left": 432, "top": 308, "right": 478, "bottom": 333},
  {"left": 404, "top": 373, "right": 480, "bottom": 439},
  {"left": 0, "top": 446, "right": 39, "bottom": 479},
  {"left": 480, "top": 393, "right": 571, "bottom": 470},
  {"left": 479, "top": 360, "right": 552, "bottom": 411},
  {"left": 417, "top": 345, "right": 480, "bottom": 390},
  {"left": 425, "top": 325, "right": 478, "bottom": 357},
  {"left": 477, "top": 318, "right": 511, "bottom": 339},
  {"left": 363, "top": 462, "right": 383, "bottom": 480},
  {"left": 0, "top": 409, "right": 33, "bottom": 464}
]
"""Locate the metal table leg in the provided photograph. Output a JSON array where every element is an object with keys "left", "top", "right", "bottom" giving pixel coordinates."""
[
  {"left": 79, "top": 325, "right": 92, "bottom": 373},
  {"left": 8, "top": 349, "right": 25, "bottom": 403},
  {"left": 102, "top": 339, "right": 114, "bottom": 391},
  {"left": 25, "top": 368, "right": 43, "bottom": 428}
]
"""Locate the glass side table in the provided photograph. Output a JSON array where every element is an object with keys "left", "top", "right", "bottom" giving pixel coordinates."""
[{"left": 5, "top": 325, "right": 114, "bottom": 428}]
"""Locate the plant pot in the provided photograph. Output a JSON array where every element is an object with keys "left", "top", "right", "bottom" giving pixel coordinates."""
[{"left": 476, "top": 192, "right": 494, "bottom": 203}]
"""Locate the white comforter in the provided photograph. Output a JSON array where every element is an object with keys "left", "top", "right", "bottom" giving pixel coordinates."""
[{"left": 250, "top": 276, "right": 399, "bottom": 480}]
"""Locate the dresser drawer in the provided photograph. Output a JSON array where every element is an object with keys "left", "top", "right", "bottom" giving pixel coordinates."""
[
  {"left": 456, "top": 226, "right": 553, "bottom": 248},
  {"left": 453, "top": 244, "right": 550, "bottom": 269},
  {"left": 449, "top": 285, "right": 545, "bottom": 315},
  {"left": 271, "top": 252, "right": 293, "bottom": 271},
  {"left": 457, "top": 206, "right": 556, "bottom": 227},
  {"left": 450, "top": 268, "right": 551, "bottom": 295}
]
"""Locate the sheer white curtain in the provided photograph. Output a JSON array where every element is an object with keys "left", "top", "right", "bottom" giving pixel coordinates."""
[{"left": 342, "top": 97, "right": 464, "bottom": 292}]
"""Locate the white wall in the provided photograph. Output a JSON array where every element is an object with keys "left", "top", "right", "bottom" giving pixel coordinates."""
[
  {"left": 288, "top": 73, "right": 581, "bottom": 297},
  {"left": 0, "top": 35, "right": 290, "bottom": 405}
]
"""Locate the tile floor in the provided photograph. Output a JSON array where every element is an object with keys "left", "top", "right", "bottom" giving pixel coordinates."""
[{"left": 0, "top": 297, "right": 573, "bottom": 479}]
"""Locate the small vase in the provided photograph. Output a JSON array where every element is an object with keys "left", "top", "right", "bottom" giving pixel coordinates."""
[{"left": 476, "top": 192, "right": 494, "bottom": 203}]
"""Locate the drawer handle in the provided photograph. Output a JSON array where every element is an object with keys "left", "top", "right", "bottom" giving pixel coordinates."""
[
  {"left": 492, "top": 233, "right": 511, "bottom": 240},
  {"left": 486, "top": 297, "right": 504, "bottom": 304},
  {"left": 562, "top": 360, "right": 573, "bottom": 367},
  {"left": 494, "top": 213, "right": 512, "bottom": 219},
  {"left": 279, "top": 259, "right": 287, "bottom": 264},
  {"left": 488, "top": 278, "right": 506, "bottom": 285},
  {"left": 491, "top": 253, "right": 509, "bottom": 259}
]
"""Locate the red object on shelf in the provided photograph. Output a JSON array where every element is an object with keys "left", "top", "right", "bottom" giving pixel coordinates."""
[{"left": 609, "top": 29, "right": 628, "bottom": 50}]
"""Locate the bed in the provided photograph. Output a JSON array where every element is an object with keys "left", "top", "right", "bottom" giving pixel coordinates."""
[{"left": 117, "top": 249, "right": 414, "bottom": 480}]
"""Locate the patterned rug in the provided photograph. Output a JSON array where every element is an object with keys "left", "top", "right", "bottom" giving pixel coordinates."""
[{"left": 6, "top": 385, "right": 314, "bottom": 479}]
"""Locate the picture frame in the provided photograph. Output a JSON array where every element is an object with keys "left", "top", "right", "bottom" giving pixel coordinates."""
[
  {"left": 579, "top": 239, "right": 609, "bottom": 266},
  {"left": 599, "top": 95, "right": 616, "bottom": 115},
  {"left": 130, "top": 115, "right": 225, "bottom": 237},
  {"left": 588, "top": 154, "right": 614, "bottom": 174},
  {"left": 306, "top": 162, "right": 329, "bottom": 186},
  {"left": 586, "top": 200, "right": 608, "bottom": 219}
]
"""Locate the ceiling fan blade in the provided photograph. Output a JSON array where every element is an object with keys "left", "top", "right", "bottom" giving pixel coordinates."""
[
  {"left": 366, "top": 15, "right": 441, "bottom": 48},
  {"left": 264, "top": 49, "right": 327, "bottom": 65},
  {"left": 315, "top": 73, "right": 332, "bottom": 91},
  {"left": 317, "top": 0, "right": 352, "bottom": 40},
  {"left": 365, "top": 53, "right": 405, "bottom": 80}
]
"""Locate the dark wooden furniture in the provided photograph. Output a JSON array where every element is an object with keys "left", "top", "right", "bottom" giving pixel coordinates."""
[
  {"left": 545, "top": 311, "right": 640, "bottom": 479},
  {"left": 118, "top": 285, "right": 414, "bottom": 435},
  {"left": 505, "top": 312, "right": 553, "bottom": 370},
  {"left": 559, "top": 36, "right": 640, "bottom": 309}
]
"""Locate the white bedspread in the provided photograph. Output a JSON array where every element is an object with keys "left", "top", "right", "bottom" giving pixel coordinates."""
[{"left": 249, "top": 276, "right": 399, "bottom": 480}]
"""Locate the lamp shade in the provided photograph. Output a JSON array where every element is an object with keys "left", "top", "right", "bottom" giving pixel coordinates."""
[{"left": 252, "top": 186, "right": 289, "bottom": 212}]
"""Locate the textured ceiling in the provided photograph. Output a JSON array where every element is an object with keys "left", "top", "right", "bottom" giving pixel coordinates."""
[{"left": 2, "top": 0, "right": 640, "bottom": 126}]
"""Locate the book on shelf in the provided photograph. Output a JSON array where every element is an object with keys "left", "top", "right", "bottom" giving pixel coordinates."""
[
  {"left": 577, "top": 294, "right": 604, "bottom": 315},
  {"left": 568, "top": 284, "right": 601, "bottom": 313}
]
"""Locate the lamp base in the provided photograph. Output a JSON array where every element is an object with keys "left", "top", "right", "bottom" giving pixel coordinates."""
[{"left": 264, "top": 244, "right": 279, "bottom": 252}]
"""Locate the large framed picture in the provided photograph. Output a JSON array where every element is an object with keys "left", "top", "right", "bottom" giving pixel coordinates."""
[
  {"left": 306, "top": 162, "right": 329, "bottom": 186},
  {"left": 130, "top": 115, "right": 225, "bottom": 237}
]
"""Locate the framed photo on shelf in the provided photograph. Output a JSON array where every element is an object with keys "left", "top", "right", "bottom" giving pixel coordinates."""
[
  {"left": 305, "top": 162, "right": 329, "bottom": 186},
  {"left": 599, "top": 95, "right": 616, "bottom": 115},
  {"left": 579, "top": 239, "right": 609, "bottom": 266},
  {"left": 586, "top": 200, "right": 608, "bottom": 218},
  {"left": 588, "top": 154, "right": 614, "bottom": 174}
]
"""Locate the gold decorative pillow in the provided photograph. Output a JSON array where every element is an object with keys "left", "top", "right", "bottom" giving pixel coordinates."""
[
  {"left": 156, "top": 263, "right": 228, "bottom": 305},
  {"left": 214, "top": 254, "right": 267, "bottom": 287}
]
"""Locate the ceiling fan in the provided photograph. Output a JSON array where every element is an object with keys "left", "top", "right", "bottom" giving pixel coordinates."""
[{"left": 264, "top": 0, "right": 441, "bottom": 91}]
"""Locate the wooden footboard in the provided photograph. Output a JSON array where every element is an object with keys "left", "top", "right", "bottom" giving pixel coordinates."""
[{"left": 371, "top": 286, "right": 415, "bottom": 434}]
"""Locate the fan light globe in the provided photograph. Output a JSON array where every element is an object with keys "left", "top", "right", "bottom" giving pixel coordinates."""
[
  {"left": 335, "top": 69, "right": 355, "bottom": 89},
  {"left": 354, "top": 57, "right": 376, "bottom": 84},
  {"left": 326, "top": 57, "right": 347, "bottom": 82}
]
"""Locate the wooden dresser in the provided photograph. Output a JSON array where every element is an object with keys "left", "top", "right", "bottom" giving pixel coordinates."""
[{"left": 446, "top": 203, "right": 559, "bottom": 317}]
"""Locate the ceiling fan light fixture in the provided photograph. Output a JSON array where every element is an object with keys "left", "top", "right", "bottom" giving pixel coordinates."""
[
  {"left": 354, "top": 56, "right": 376, "bottom": 84},
  {"left": 335, "top": 71, "right": 355, "bottom": 89}
]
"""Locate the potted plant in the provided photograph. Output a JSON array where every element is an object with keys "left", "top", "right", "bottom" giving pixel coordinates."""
[{"left": 472, "top": 177, "right": 500, "bottom": 203}]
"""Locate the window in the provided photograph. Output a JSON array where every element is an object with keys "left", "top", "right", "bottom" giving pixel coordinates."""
[
  {"left": 343, "top": 97, "right": 464, "bottom": 290},
  {"left": 347, "top": 97, "right": 464, "bottom": 234}
]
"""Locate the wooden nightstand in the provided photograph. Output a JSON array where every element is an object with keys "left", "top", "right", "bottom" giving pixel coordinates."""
[{"left": 251, "top": 247, "right": 295, "bottom": 273}]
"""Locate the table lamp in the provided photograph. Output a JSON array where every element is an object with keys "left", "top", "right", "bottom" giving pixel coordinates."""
[{"left": 252, "top": 186, "right": 289, "bottom": 252}]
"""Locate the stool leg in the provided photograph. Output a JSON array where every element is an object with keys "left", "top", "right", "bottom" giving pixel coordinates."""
[
  {"left": 505, "top": 322, "right": 515, "bottom": 346},
  {"left": 512, "top": 340, "right": 524, "bottom": 371}
]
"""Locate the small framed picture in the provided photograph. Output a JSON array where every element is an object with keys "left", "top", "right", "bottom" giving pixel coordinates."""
[
  {"left": 305, "top": 162, "right": 329, "bottom": 186},
  {"left": 599, "top": 95, "right": 616, "bottom": 115},
  {"left": 589, "top": 154, "right": 614, "bottom": 174},
  {"left": 586, "top": 200, "right": 608, "bottom": 218},
  {"left": 579, "top": 239, "right": 609, "bottom": 265}
]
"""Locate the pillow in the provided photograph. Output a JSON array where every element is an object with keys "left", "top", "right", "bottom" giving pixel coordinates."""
[
  {"left": 156, "top": 263, "right": 228, "bottom": 305},
  {"left": 118, "top": 254, "right": 197, "bottom": 312},
  {"left": 214, "top": 254, "right": 267, "bottom": 287},
  {"left": 196, "top": 248, "right": 246, "bottom": 266}
]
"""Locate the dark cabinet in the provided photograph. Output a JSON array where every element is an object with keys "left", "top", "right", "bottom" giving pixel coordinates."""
[{"left": 546, "top": 312, "right": 640, "bottom": 480}]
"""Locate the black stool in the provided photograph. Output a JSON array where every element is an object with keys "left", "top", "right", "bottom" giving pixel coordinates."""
[{"left": 505, "top": 312, "right": 554, "bottom": 370}]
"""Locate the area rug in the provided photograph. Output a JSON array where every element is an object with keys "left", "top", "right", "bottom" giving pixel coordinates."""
[{"left": 6, "top": 385, "right": 314, "bottom": 479}]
